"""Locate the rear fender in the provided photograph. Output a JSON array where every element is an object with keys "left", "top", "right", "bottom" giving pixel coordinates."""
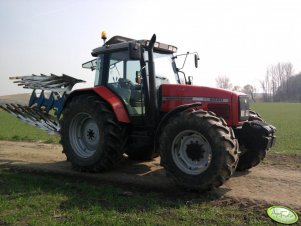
[{"left": 64, "top": 87, "right": 130, "bottom": 123}]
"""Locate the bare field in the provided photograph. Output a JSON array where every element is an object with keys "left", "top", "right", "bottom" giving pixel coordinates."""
[
  {"left": 0, "top": 141, "right": 300, "bottom": 211},
  {"left": 0, "top": 93, "right": 30, "bottom": 105}
]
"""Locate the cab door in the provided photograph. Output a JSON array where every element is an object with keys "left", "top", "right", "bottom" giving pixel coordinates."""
[{"left": 105, "top": 51, "right": 147, "bottom": 121}]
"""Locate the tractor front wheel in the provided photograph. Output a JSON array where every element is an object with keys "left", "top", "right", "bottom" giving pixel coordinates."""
[
  {"left": 159, "top": 109, "right": 239, "bottom": 191},
  {"left": 60, "top": 94, "right": 126, "bottom": 172},
  {"left": 236, "top": 110, "right": 268, "bottom": 171}
]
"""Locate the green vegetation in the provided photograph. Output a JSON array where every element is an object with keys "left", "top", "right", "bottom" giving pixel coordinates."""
[
  {"left": 251, "top": 102, "right": 301, "bottom": 155},
  {"left": 0, "top": 169, "right": 272, "bottom": 226},
  {"left": 0, "top": 109, "right": 59, "bottom": 143}
]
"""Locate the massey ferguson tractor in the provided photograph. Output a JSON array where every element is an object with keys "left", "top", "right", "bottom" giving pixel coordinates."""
[{"left": 1, "top": 33, "right": 276, "bottom": 191}]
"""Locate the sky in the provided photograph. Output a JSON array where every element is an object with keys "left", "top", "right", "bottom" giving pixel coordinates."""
[{"left": 0, "top": 0, "right": 301, "bottom": 95}]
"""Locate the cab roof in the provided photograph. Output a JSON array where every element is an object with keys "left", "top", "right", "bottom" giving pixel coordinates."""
[{"left": 91, "top": 35, "right": 177, "bottom": 57}]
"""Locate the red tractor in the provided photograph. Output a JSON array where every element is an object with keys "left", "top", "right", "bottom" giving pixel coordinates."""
[{"left": 1, "top": 33, "right": 276, "bottom": 191}]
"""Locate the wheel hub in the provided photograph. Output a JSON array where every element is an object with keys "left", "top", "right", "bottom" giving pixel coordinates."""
[
  {"left": 87, "top": 129, "right": 95, "bottom": 141},
  {"left": 172, "top": 130, "right": 212, "bottom": 175},
  {"left": 69, "top": 113, "right": 100, "bottom": 159},
  {"left": 186, "top": 142, "right": 205, "bottom": 161},
  {"left": 82, "top": 120, "right": 99, "bottom": 145}
]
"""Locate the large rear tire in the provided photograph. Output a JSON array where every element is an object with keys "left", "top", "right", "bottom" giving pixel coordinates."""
[
  {"left": 159, "top": 109, "right": 238, "bottom": 191},
  {"left": 236, "top": 110, "right": 267, "bottom": 171},
  {"left": 60, "top": 94, "right": 126, "bottom": 172}
]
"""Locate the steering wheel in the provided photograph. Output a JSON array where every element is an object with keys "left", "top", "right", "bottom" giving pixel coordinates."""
[{"left": 118, "top": 78, "right": 133, "bottom": 89}]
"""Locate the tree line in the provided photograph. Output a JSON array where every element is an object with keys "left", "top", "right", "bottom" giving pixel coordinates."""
[
  {"left": 215, "top": 76, "right": 257, "bottom": 102},
  {"left": 215, "top": 62, "right": 301, "bottom": 102}
]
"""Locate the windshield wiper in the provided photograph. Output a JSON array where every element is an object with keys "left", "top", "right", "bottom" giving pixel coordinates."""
[{"left": 155, "top": 75, "right": 167, "bottom": 80}]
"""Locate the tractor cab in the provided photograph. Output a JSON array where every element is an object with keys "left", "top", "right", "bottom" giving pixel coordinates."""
[{"left": 82, "top": 34, "right": 200, "bottom": 127}]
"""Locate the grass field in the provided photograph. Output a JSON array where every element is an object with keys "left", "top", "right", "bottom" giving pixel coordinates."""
[
  {"left": 1, "top": 102, "right": 300, "bottom": 155},
  {"left": 0, "top": 168, "right": 273, "bottom": 226},
  {"left": 251, "top": 102, "right": 301, "bottom": 155},
  {"left": 0, "top": 109, "right": 60, "bottom": 143}
]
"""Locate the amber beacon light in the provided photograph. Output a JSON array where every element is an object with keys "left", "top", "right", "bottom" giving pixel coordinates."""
[{"left": 101, "top": 31, "right": 107, "bottom": 44}]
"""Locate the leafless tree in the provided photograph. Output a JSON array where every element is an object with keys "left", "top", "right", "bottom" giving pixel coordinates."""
[
  {"left": 260, "top": 62, "right": 294, "bottom": 102},
  {"left": 215, "top": 76, "right": 232, "bottom": 90},
  {"left": 241, "top": 84, "right": 256, "bottom": 102},
  {"left": 260, "top": 70, "right": 271, "bottom": 101},
  {"left": 232, "top": 85, "right": 241, "bottom": 92},
  {"left": 283, "top": 62, "right": 294, "bottom": 97}
]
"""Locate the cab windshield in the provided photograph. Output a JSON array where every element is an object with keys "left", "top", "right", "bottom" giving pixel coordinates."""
[{"left": 152, "top": 52, "right": 180, "bottom": 85}]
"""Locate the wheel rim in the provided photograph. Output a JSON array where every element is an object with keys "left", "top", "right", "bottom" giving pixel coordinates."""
[
  {"left": 69, "top": 113, "right": 100, "bottom": 159},
  {"left": 172, "top": 130, "right": 212, "bottom": 175}
]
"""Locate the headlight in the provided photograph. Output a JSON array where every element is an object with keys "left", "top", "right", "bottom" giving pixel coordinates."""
[{"left": 239, "top": 96, "right": 250, "bottom": 121}]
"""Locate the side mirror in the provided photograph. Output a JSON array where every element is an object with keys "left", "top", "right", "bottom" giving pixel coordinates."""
[
  {"left": 129, "top": 42, "right": 141, "bottom": 60},
  {"left": 188, "top": 76, "right": 193, "bottom": 85},
  {"left": 135, "top": 71, "right": 142, "bottom": 84},
  {"left": 194, "top": 54, "right": 200, "bottom": 68}
]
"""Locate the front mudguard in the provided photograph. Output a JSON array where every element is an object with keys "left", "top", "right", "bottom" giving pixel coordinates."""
[{"left": 234, "top": 120, "right": 276, "bottom": 153}]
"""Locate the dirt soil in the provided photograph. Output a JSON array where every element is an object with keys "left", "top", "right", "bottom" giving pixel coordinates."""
[{"left": 0, "top": 141, "right": 300, "bottom": 210}]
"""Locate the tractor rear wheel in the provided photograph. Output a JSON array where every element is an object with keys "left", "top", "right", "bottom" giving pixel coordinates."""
[
  {"left": 159, "top": 109, "right": 238, "bottom": 191},
  {"left": 60, "top": 94, "right": 126, "bottom": 172},
  {"left": 236, "top": 110, "right": 267, "bottom": 171}
]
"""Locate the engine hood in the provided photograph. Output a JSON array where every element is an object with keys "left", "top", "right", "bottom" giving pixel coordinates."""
[
  {"left": 159, "top": 84, "right": 247, "bottom": 126},
  {"left": 160, "top": 84, "right": 243, "bottom": 104}
]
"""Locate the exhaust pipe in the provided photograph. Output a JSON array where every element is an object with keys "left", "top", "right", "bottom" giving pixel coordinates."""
[{"left": 147, "top": 34, "right": 159, "bottom": 126}]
